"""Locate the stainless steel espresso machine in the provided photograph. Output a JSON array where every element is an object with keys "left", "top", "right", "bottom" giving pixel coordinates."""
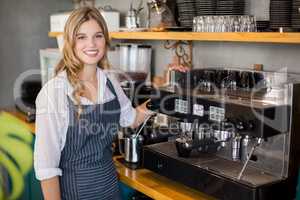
[{"left": 144, "top": 68, "right": 300, "bottom": 200}]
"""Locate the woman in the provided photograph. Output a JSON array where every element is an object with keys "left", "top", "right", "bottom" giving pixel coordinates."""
[{"left": 34, "top": 7, "right": 153, "bottom": 200}]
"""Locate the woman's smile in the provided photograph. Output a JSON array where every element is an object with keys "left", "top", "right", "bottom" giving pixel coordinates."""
[{"left": 83, "top": 49, "right": 100, "bottom": 57}]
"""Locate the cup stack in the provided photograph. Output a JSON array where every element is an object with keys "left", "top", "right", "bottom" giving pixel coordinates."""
[
  {"left": 270, "top": 0, "right": 292, "bottom": 29},
  {"left": 292, "top": 0, "right": 300, "bottom": 29},
  {"left": 195, "top": 0, "right": 217, "bottom": 16},
  {"left": 176, "top": 0, "right": 196, "bottom": 27},
  {"left": 216, "top": 0, "right": 245, "bottom": 16}
]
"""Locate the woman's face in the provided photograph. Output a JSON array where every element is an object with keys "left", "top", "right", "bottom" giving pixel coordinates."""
[{"left": 75, "top": 19, "right": 106, "bottom": 67}]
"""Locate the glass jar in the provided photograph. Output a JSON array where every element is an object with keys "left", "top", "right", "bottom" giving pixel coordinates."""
[{"left": 147, "top": 0, "right": 176, "bottom": 30}]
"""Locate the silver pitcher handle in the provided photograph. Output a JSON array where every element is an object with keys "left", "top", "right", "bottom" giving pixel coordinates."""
[
  {"left": 118, "top": 137, "right": 125, "bottom": 156},
  {"left": 118, "top": 131, "right": 125, "bottom": 156}
]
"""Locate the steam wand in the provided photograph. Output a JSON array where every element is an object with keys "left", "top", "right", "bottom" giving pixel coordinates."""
[
  {"left": 237, "top": 138, "right": 262, "bottom": 180},
  {"left": 134, "top": 115, "right": 152, "bottom": 139}
]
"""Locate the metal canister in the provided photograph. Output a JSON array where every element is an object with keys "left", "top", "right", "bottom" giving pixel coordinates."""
[
  {"left": 168, "top": 70, "right": 177, "bottom": 87},
  {"left": 241, "top": 135, "right": 251, "bottom": 162},
  {"left": 119, "top": 133, "right": 144, "bottom": 163},
  {"left": 194, "top": 126, "right": 209, "bottom": 141},
  {"left": 232, "top": 135, "right": 241, "bottom": 161},
  {"left": 125, "top": 10, "right": 139, "bottom": 29},
  {"left": 220, "top": 130, "right": 233, "bottom": 147}
]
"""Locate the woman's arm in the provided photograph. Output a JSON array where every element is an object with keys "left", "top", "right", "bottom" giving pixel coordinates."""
[
  {"left": 34, "top": 78, "right": 66, "bottom": 199},
  {"left": 41, "top": 177, "right": 61, "bottom": 200}
]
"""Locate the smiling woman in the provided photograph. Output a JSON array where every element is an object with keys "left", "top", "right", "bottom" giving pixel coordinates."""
[
  {"left": 54, "top": 7, "right": 111, "bottom": 112},
  {"left": 34, "top": 7, "right": 154, "bottom": 200}
]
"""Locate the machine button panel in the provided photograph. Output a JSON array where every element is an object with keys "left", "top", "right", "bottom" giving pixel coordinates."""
[
  {"left": 209, "top": 106, "right": 225, "bottom": 122},
  {"left": 193, "top": 104, "right": 204, "bottom": 116},
  {"left": 175, "top": 99, "right": 188, "bottom": 114}
]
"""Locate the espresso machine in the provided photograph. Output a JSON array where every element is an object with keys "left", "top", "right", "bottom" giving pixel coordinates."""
[{"left": 144, "top": 68, "right": 300, "bottom": 200}]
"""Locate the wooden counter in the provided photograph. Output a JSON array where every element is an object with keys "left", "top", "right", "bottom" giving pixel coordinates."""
[
  {"left": 5, "top": 109, "right": 215, "bottom": 200},
  {"left": 114, "top": 157, "right": 215, "bottom": 200}
]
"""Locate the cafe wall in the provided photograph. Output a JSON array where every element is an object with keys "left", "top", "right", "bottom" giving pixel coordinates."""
[
  {"left": 192, "top": 42, "right": 300, "bottom": 73},
  {"left": 0, "top": 0, "right": 72, "bottom": 107}
]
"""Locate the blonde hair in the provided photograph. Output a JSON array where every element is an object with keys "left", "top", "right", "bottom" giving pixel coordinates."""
[{"left": 54, "top": 7, "right": 110, "bottom": 116}]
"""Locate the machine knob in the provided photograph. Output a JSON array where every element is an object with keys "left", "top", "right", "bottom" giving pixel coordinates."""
[
  {"left": 157, "top": 162, "right": 163, "bottom": 169},
  {"left": 247, "top": 120, "right": 255, "bottom": 130},
  {"left": 236, "top": 121, "right": 245, "bottom": 131},
  {"left": 236, "top": 120, "right": 255, "bottom": 131},
  {"left": 146, "top": 100, "right": 159, "bottom": 111}
]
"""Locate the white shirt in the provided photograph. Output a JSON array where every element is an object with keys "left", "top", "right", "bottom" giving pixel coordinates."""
[{"left": 34, "top": 68, "right": 136, "bottom": 180}]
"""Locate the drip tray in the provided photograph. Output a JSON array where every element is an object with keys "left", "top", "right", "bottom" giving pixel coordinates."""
[{"left": 147, "top": 142, "right": 283, "bottom": 187}]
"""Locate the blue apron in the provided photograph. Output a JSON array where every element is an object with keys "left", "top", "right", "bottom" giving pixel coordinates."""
[{"left": 59, "top": 78, "right": 122, "bottom": 200}]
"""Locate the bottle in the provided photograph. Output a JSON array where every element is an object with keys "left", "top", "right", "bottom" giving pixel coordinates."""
[{"left": 126, "top": 3, "right": 139, "bottom": 29}]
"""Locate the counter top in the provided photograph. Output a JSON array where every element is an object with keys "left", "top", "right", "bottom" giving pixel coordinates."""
[
  {"left": 114, "top": 156, "right": 215, "bottom": 200},
  {"left": 5, "top": 109, "right": 215, "bottom": 200}
]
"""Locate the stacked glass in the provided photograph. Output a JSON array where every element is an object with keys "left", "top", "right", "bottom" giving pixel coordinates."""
[{"left": 193, "top": 15, "right": 257, "bottom": 32}]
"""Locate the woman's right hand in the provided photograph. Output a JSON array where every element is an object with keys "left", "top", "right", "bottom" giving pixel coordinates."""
[{"left": 41, "top": 176, "right": 61, "bottom": 200}]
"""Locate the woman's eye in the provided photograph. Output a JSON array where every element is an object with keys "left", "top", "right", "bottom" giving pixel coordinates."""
[
  {"left": 96, "top": 34, "right": 104, "bottom": 38},
  {"left": 77, "top": 36, "right": 86, "bottom": 40}
]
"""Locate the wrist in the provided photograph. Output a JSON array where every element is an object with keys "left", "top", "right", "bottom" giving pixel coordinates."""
[{"left": 145, "top": 108, "right": 155, "bottom": 117}]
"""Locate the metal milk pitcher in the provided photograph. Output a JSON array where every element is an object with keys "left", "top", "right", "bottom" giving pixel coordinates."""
[{"left": 119, "top": 134, "right": 144, "bottom": 163}]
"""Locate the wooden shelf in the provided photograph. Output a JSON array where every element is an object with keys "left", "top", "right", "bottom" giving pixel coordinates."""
[
  {"left": 49, "top": 31, "right": 300, "bottom": 44},
  {"left": 48, "top": 32, "right": 63, "bottom": 37}
]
